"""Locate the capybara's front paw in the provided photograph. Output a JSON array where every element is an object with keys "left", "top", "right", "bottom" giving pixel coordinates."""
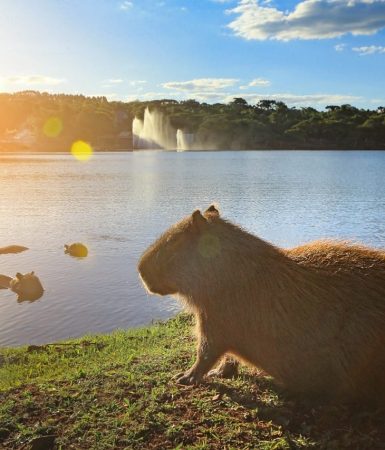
[
  {"left": 175, "top": 371, "right": 201, "bottom": 385},
  {"left": 207, "top": 364, "right": 238, "bottom": 379},
  {"left": 207, "top": 367, "right": 231, "bottom": 379}
]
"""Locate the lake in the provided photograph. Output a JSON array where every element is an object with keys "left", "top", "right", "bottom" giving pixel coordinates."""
[{"left": 1, "top": 150, "right": 385, "bottom": 347}]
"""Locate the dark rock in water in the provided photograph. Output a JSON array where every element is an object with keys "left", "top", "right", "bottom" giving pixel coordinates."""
[
  {"left": 0, "top": 245, "right": 29, "bottom": 254},
  {"left": 9, "top": 271, "right": 44, "bottom": 302},
  {"left": 64, "top": 243, "right": 88, "bottom": 257}
]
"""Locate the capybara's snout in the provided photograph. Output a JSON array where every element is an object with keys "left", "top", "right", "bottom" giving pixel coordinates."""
[{"left": 138, "top": 255, "right": 166, "bottom": 295}]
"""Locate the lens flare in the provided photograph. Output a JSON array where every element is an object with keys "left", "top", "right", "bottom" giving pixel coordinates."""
[
  {"left": 71, "top": 140, "right": 93, "bottom": 161},
  {"left": 198, "top": 233, "right": 221, "bottom": 259},
  {"left": 43, "top": 117, "right": 63, "bottom": 138}
]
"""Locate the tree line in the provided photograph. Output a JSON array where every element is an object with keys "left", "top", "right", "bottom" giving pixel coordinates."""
[{"left": 1, "top": 91, "right": 384, "bottom": 151}]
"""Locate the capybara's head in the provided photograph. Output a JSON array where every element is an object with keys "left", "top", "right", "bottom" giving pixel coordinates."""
[
  {"left": 138, "top": 205, "right": 223, "bottom": 297},
  {"left": 9, "top": 271, "right": 44, "bottom": 302},
  {"left": 64, "top": 243, "right": 88, "bottom": 258}
]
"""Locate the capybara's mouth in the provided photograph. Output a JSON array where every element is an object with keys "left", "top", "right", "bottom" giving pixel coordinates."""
[{"left": 138, "top": 273, "right": 175, "bottom": 296}]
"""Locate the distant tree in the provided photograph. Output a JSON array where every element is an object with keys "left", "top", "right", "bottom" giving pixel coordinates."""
[
  {"left": 1, "top": 91, "right": 385, "bottom": 151},
  {"left": 231, "top": 97, "right": 248, "bottom": 107},
  {"left": 256, "top": 100, "right": 278, "bottom": 111}
]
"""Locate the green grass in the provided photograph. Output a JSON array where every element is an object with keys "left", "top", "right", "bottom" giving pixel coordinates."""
[{"left": 0, "top": 314, "right": 384, "bottom": 449}]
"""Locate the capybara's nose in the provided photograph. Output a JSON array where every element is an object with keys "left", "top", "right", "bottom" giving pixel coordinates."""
[{"left": 137, "top": 258, "right": 146, "bottom": 277}]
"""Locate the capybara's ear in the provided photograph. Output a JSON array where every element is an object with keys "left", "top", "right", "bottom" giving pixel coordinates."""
[
  {"left": 16, "top": 272, "right": 23, "bottom": 280},
  {"left": 31, "top": 271, "right": 35, "bottom": 275},
  {"left": 205, "top": 204, "right": 220, "bottom": 217},
  {"left": 192, "top": 210, "right": 207, "bottom": 232}
]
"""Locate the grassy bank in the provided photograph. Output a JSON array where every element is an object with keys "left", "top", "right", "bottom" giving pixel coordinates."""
[{"left": 0, "top": 314, "right": 384, "bottom": 449}]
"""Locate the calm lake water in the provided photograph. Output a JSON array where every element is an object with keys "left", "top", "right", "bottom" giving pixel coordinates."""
[{"left": 1, "top": 150, "right": 385, "bottom": 346}]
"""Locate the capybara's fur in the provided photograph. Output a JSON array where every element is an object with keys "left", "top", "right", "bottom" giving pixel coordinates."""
[
  {"left": 0, "top": 274, "right": 12, "bottom": 289},
  {"left": 138, "top": 206, "right": 385, "bottom": 403},
  {"left": 64, "top": 243, "right": 88, "bottom": 258},
  {"left": 0, "top": 245, "right": 28, "bottom": 254},
  {"left": 9, "top": 271, "right": 44, "bottom": 301}
]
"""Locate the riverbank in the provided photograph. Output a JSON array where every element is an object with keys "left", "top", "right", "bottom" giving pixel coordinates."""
[{"left": 1, "top": 314, "right": 384, "bottom": 449}]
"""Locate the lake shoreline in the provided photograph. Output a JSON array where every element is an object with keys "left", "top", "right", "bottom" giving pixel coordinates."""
[
  {"left": 1, "top": 314, "right": 384, "bottom": 449},
  {"left": 3, "top": 147, "right": 385, "bottom": 154}
]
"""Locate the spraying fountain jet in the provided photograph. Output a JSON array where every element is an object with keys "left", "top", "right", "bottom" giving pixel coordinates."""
[{"left": 132, "top": 107, "right": 193, "bottom": 151}]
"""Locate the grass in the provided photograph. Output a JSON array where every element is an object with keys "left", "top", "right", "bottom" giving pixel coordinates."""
[{"left": 0, "top": 314, "right": 384, "bottom": 449}]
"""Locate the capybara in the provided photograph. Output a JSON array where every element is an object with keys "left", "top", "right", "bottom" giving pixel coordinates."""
[
  {"left": 9, "top": 271, "right": 44, "bottom": 301},
  {"left": 0, "top": 274, "right": 12, "bottom": 289},
  {"left": 0, "top": 245, "right": 28, "bottom": 254},
  {"left": 64, "top": 243, "right": 88, "bottom": 257},
  {"left": 138, "top": 205, "right": 385, "bottom": 404}
]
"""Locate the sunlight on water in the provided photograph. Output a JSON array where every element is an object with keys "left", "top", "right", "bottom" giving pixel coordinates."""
[
  {"left": 2, "top": 151, "right": 385, "bottom": 346},
  {"left": 43, "top": 117, "right": 63, "bottom": 138},
  {"left": 71, "top": 140, "right": 93, "bottom": 161}
]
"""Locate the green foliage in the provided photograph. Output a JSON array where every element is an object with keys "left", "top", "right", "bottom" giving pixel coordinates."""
[
  {"left": 1, "top": 92, "right": 385, "bottom": 151},
  {"left": 1, "top": 314, "right": 384, "bottom": 449}
]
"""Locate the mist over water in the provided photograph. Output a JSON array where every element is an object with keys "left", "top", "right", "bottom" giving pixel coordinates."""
[
  {"left": 132, "top": 107, "right": 193, "bottom": 151},
  {"left": 2, "top": 150, "right": 385, "bottom": 346}
]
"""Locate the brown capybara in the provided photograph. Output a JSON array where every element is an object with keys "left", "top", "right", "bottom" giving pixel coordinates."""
[
  {"left": 9, "top": 271, "right": 44, "bottom": 301},
  {"left": 64, "top": 243, "right": 88, "bottom": 258},
  {"left": 138, "top": 205, "right": 385, "bottom": 404},
  {"left": 0, "top": 245, "right": 28, "bottom": 254}
]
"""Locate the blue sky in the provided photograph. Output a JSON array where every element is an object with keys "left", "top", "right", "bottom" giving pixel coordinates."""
[{"left": 0, "top": 0, "right": 384, "bottom": 108}]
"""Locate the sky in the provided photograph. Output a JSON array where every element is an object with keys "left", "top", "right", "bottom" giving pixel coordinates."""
[{"left": 0, "top": 0, "right": 385, "bottom": 109}]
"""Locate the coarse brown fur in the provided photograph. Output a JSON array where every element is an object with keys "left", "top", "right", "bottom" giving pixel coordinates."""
[
  {"left": 0, "top": 245, "right": 28, "bottom": 254},
  {"left": 138, "top": 206, "right": 385, "bottom": 404},
  {"left": 64, "top": 243, "right": 88, "bottom": 258},
  {"left": 9, "top": 271, "right": 44, "bottom": 302}
]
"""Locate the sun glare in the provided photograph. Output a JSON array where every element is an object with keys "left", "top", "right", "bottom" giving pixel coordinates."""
[{"left": 71, "top": 140, "right": 93, "bottom": 161}]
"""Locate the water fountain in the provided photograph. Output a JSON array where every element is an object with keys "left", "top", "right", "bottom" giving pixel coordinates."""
[
  {"left": 132, "top": 107, "right": 193, "bottom": 151},
  {"left": 176, "top": 129, "right": 194, "bottom": 152}
]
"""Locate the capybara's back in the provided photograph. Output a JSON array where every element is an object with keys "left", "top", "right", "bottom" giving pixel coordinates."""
[{"left": 138, "top": 205, "right": 385, "bottom": 403}]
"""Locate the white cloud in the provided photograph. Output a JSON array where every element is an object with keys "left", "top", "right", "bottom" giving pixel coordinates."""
[
  {"left": 101, "top": 78, "right": 124, "bottom": 88},
  {"left": 182, "top": 91, "right": 361, "bottom": 106},
  {"left": 370, "top": 98, "right": 385, "bottom": 103},
  {"left": 352, "top": 45, "right": 385, "bottom": 54},
  {"left": 2, "top": 75, "right": 66, "bottom": 85},
  {"left": 126, "top": 87, "right": 361, "bottom": 107},
  {"left": 129, "top": 80, "right": 147, "bottom": 86},
  {"left": 162, "top": 78, "right": 239, "bottom": 92},
  {"left": 119, "top": 1, "right": 133, "bottom": 10},
  {"left": 126, "top": 91, "right": 182, "bottom": 102},
  {"left": 240, "top": 77, "right": 271, "bottom": 89},
  {"left": 224, "top": 92, "right": 361, "bottom": 106},
  {"left": 334, "top": 43, "right": 347, "bottom": 51},
  {"left": 226, "top": 0, "right": 385, "bottom": 41}
]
